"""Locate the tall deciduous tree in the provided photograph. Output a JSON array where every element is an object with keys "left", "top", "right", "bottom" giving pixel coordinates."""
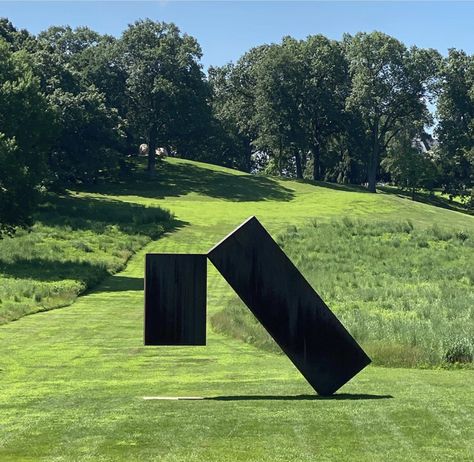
[
  {"left": 345, "top": 32, "right": 439, "bottom": 192},
  {"left": 0, "top": 39, "right": 53, "bottom": 234},
  {"left": 300, "top": 35, "right": 349, "bottom": 181},
  {"left": 382, "top": 128, "right": 438, "bottom": 200},
  {"left": 47, "top": 87, "right": 125, "bottom": 184},
  {"left": 253, "top": 38, "right": 307, "bottom": 177},
  {"left": 120, "top": 20, "right": 208, "bottom": 172},
  {"left": 33, "top": 26, "right": 126, "bottom": 184},
  {"left": 209, "top": 45, "right": 270, "bottom": 172},
  {"left": 435, "top": 49, "right": 474, "bottom": 197}
]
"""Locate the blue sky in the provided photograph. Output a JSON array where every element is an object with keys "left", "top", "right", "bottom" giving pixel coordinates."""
[{"left": 1, "top": 1, "right": 473, "bottom": 70}]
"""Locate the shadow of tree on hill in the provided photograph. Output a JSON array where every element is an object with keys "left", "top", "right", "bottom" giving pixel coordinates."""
[
  {"left": 96, "top": 275, "right": 143, "bottom": 293},
  {"left": 280, "top": 177, "right": 372, "bottom": 194},
  {"left": 79, "top": 161, "right": 295, "bottom": 202},
  {"left": 0, "top": 258, "right": 110, "bottom": 285},
  {"left": 1, "top": 195, "right": 184, "bottom": 288},
  {"left": 378, "top": 186, "right": 473, "bottom": 216},
  {"left": 35, "top": 194, "right": 187, "bottom": 238}
]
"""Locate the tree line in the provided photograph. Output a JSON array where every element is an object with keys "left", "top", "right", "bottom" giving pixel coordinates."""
[{"left": 0, "top": 18, "right": 473, "bottom": 233}]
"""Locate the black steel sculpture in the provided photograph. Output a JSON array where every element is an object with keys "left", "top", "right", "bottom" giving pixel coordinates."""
[
  {"left": 145, "top": 254, "right": 207, "bottom": 345},
  {"left": 145, "top": 216, "right": 371, "bottom": 395}
]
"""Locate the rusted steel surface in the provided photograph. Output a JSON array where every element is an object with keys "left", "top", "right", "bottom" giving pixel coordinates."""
[
  {"left": 145, "top": 254, "right": 206, "bottom": 346},
  {"left": 208, "top": 217, "right": 371, "bottom": 395}
]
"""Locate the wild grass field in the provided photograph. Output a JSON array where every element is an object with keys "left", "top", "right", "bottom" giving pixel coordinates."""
[{"left": 0, "top": 157, "right": 473, "bottom": 461}]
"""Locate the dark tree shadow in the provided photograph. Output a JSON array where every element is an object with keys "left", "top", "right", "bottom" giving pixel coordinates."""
[
  {"left": 206, "top": 393, "right": 393, "bottom": 401},
  {"left": 1, "top": 194, "right": 184, "bottom": 289},
  {"left": 0, "top": 258, "right": 110, "bottom": 284},
  {"left": 96, "top": 275, "right": 143, "bottom": 292},
  {"left": 280, "top": 177, "right": 372, "bottom": 194},
  {"left": 0, "top": 259, "right": 145, "bottom": 296},
  {"left": 378, "top": 186, "right": 473, "bottom": 216},
  {"left": 78, "top": 161, "right": 295, "bottom": 202},
  {"left": 35, "top": 194, "right": 186, "bottom": 238}
]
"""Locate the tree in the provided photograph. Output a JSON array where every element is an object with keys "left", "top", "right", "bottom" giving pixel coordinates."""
[
  {"left": 0, "top": 18, "right": 32, "bottom": 51},
  {"left": 345, "top": 32, "right": 439, "bottom": 192},
  {"left": 253, "top": 38, "right": 307, "bottom": 178},
  {"left": 0, "top": 39, "right": 53, "bottom": 234},
  {"left": 34, "top": 25, "right": 104, "bottom": 94},
  {"left": 382, "top": 129, "right": 438, "bottom": 200},
  {"left": 435, "top": 49, "right": 474, "bottom": 197},
  {"left": 217, "top": 36, "right": 348, "bottom": 180},
  {"left": 119, "top": 20, "right": 209, "bottom": 172},
  {"left": 33, "top": 26, "right": 127, "bottom": 184},
  {"left": 47, "top": 87, "right": 125, "bottom": 184},
  {"left": 209, "top": 45, "right": 270, "bottom": 172},
  {"left": 300, "top": 35, "right": 349, "bottom": 181}
]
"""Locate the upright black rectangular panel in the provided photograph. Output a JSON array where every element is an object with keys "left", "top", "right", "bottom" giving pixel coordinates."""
[
  {"left": 208, "top": 217, "right": 371, "bottom": 395},
  {"left": 145, "top": 254, "right": 206, "bottom": 346}
]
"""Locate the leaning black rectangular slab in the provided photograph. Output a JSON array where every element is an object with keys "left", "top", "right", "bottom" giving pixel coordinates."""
[
  {"left": 145, "top": 254, "right": 207, "bottom": 345},
  {"left": 208, "top": 217, "right": 371, "bottom": 395}
]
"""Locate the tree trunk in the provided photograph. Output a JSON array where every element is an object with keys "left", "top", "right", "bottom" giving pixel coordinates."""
[
  {"left": 312, "top": 143, "right": 321, "bottom": 181},
  {"left": 367, "top": 125, "right": 379, "bottom": 193},
  {"left": 278, "top": 135, "right": 283, "bottom": 175},
  {"left": 239, "top": 138, "right": 252, "bottom": 173},
  {"left": 411, "top": 187, "right": 415, "bottom": 201},
  {"left": 294, "top": 149, "right": 303, "bottom": 179},
  {"left": 244, "top": 140, "right": 252, "bottom": 173},
  {"left": 147, "top": 125, "right": 157, "bottom": 173},
  {"left": 367, "top": 155, "right": 377, "bottom": 192},
  {"left": 302, "top": 150, "right": 308, "bottom": 174}
]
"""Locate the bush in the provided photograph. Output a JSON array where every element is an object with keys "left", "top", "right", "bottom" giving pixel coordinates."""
[
  {"left": 444, "top": 338, "right": 473, "bottom": 364},
  {"left": 455, "top": 230, "right": 469, "bottom": 242}
]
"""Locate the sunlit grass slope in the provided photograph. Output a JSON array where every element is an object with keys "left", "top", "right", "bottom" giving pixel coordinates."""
[{"left": 0, "top": 157, "right": 473, "bottom": 461}]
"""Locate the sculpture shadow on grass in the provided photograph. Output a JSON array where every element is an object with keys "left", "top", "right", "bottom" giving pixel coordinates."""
[
  {"left": 80, "top": 161, "right": 295, "bottom": 202},
  {"left": 206, "top": 394, "right": 394, "bottom": 401}
]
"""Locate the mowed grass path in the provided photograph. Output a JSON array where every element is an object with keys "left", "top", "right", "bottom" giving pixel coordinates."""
[{"left": 0, "top": 158, "right": 473, "bottom": 461}]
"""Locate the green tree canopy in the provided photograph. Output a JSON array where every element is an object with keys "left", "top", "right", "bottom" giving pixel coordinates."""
[
  {"left": 435, "top": 49, "right": 474, "bottom": 196},
  {"left": 33, "top": 26, "right": 126, "bottom": 184},
  {"left": 119, "top": 19, "right": 209, "bottom": 171},
  {"left": 345, "top": 32, "right": 439, "bottom": 192},
  {"left": 209, "top": 45, "right": 270, "bottom": 172},
  {"left": 0, "top": 39, "right": 53, "bottom": 234}
]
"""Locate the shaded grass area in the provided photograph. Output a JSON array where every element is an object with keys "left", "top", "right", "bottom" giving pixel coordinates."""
[
  {"left": 0, "top": 194, "right": 176, "bottom": 324},
  {"left": 79, "top": 159, "right": 295, "bottom": 202},
  {"left": 379, "top": 185, "right": 473, "bottom": 216},
  {"left": 212, "top": 218, "right": 474, "bottom": 367}
]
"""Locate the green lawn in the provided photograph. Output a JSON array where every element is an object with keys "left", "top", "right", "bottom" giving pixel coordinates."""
[{"left": 0, "top": 158, "right": 473, "bottom": 461}]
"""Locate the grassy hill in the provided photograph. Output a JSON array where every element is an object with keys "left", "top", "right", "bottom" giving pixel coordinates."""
[{"left": 0, "top": 157, "right": 473, "bottom": 461}]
